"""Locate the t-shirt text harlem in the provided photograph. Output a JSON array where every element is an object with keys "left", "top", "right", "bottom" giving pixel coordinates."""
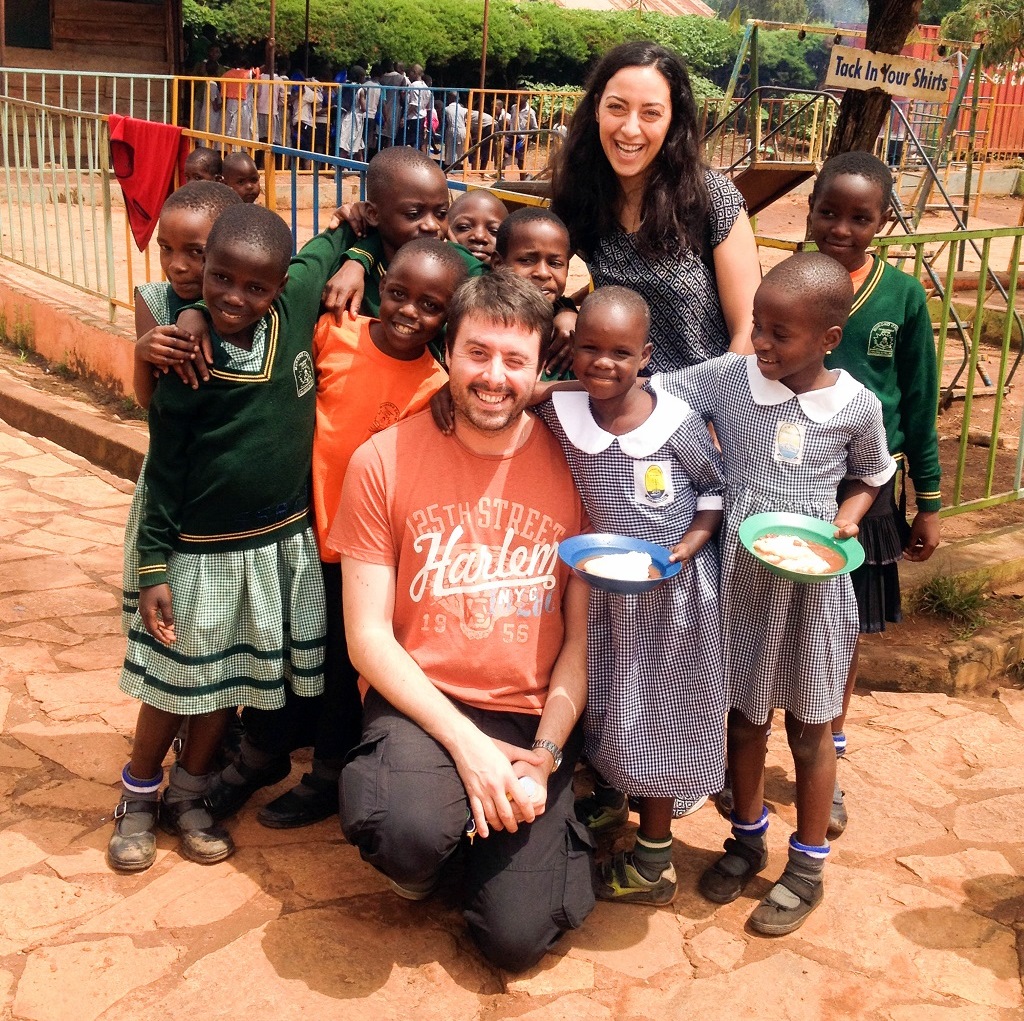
[{"left": 408, "top": 497, "right": 566, "bottom": 604}]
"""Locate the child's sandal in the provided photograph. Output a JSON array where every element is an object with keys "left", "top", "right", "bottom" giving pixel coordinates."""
[
  {"left": 748, "top": 867, "right": 823, "bottom": 936},
  {"left": 698, "top": 837, "right": 768, "bottom": 904},
  {"left": 575, "top": 793, "right": 629, "bottom": 833},
  {"left": 159, "top": 797, "right": 234, "bottom": 865}
]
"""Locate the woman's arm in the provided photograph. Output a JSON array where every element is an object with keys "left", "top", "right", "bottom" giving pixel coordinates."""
[{"left": 712, "top": 213, "right": 760, "bottom": 355}]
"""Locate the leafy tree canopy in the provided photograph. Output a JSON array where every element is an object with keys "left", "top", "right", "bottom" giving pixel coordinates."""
[
  {"left": 919, "top": 0, "right": 961, "bottom": 24},
  {"left": 183, "top": 0, "right": 735, "bottom": 88},
  {"left": 183, "top": 0, "right": 853, "bottom": 97},
  {"left": 942, "top": 1, "right": 1024, "bottom": 62}
]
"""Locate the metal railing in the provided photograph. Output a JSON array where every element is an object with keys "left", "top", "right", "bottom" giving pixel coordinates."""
[
  {"left": 177, "top": 78, "right": 580, "bottom": 185},
  {"left": 0, "top": 96, "right": 117, "bottom": 309},
  {"left": 0, "top": 92, "right": 372, "bottom": 318},
  {"left": 702, "top": 88, "right": 837, "bottom": 170},
  {"left": 2, "top": 68, "right": 175, "bottom": 122},
  {"left": 1, "top": 66, "right": 580, "bottom": 180},
  {"left": 876, "top": 227, "right": 1024, "bottom": 514}
]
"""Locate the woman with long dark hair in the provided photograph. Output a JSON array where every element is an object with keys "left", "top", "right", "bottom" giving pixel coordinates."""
[{"left": 551, "top": 40, "right": 759, "bottom": 373}]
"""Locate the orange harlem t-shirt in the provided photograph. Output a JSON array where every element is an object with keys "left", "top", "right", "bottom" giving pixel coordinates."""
[
  {"left": 312, "top": 314, "right": 448, "bottom": 562},
  {"left": 330, "top": 411, "right": 587, "bottom": 713}
]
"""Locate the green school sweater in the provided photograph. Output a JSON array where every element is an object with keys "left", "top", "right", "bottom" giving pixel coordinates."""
[
  {"left": 825, "top": 256, "right": 941, "bottom": 512},
  {"left": 137, "top": 227, "right": 351, "bottom": 588}
]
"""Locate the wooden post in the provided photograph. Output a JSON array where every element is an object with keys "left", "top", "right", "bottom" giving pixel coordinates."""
[
  {"left": 480, "top": 0, "right": 490, "bottom": 92},
  {"left": 303, "top": 0, "right": 310, "bottom": 77},
  {"left": 268, "top": 0, "right": 276, "bottom": 77}
]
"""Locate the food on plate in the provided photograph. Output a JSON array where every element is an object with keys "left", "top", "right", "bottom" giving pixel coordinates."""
[
  {"left": 580, "top": 550, "right": 656, "bottom": 581},
  {"left": 751, "top": 533, "right": 845, "bottom": 575}
]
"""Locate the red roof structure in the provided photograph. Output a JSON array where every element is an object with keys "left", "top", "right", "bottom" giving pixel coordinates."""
[{"left": 551, "top": 0, "right": 715, "bottom": 16}]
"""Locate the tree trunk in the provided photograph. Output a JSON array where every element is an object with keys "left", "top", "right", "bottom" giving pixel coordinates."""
[{"left": 827, "top": 0, "right": 924, "bottom": 156}]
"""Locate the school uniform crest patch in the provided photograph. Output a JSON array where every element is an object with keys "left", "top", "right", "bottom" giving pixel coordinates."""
[
  {"left": 774, "top": 420, "right": 805, "bottom": 465},
  {"left": 867, "top": 321, "right": 898, "bottom": 358},
  {"left": 293, "top": 351, "right": 315, "bottom": 397},
  {"left": 634, "top": 461, "right": 674, "bottom": 506}
]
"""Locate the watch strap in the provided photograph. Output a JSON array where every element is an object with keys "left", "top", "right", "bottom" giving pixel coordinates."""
[{"left": 531, "top": 738, "right": 563, "bottom": 773}]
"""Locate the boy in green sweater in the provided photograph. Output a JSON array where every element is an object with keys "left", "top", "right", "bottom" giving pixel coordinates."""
[
  {"left": 808, "top": 150, "right": 941, "bottom": 833},
  {"left": 202, "top": 152, "right": 482, "bottom": 824},
  {"left": 320, "top": 146, "right": 486, "bottom": 329}
]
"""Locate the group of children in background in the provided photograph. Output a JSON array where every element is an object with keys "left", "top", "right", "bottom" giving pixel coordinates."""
[
  {"left": 110, "top": 143, "right": 939, "bottom": 941},
  {"left": 183, "top": 145, "right": 262, "bottom": 205}
]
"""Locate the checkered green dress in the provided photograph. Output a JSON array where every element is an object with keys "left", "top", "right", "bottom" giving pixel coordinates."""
[
  {"left": 121, "top": 283, "right": 187, "bottom": 633},
  {"left": 120, "top": 325, "right": 326, "bottom": 714}
]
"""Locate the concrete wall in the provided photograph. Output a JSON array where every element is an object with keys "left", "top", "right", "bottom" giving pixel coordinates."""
[{"left": 0, "top": 268, "right": 136, "bottom": 397}]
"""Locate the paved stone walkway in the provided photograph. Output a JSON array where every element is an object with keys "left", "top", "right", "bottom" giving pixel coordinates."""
[{"left": 1, "top": 417, "right": 1022, "bottom": 1021}]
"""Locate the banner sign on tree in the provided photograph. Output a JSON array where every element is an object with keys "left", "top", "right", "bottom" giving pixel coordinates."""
[{"left": 824, "top": 45, "right": 952, "bottom": 101}]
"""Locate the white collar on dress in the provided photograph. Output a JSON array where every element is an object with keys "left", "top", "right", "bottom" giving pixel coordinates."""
[
  {"left": 744, "top": 354, "right": 862, "bottom": 423},
  {"left": 551, "top": 388, "right": 695, "bottom": 457}
]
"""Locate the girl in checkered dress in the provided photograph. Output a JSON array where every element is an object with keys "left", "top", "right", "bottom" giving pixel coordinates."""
[
  {"left": 654, "top": 255, "right": 895, "bottom": 935},
  {"left": 121, "top": 182, "right": 241, "bottom": 633},
  {"left": 110, "top": 205, "right": 350, "bottom": 875},
  {"left": 535, "top": 287, "right": 725, "bottom": 907}
]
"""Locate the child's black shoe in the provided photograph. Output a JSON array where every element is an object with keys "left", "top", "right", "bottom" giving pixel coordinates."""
[
  {"left": 748, "top": 865, "right": 823, "bottom": 935},
  {"left": 106, "top": 796, "right": 160, "bottom": 873},
  {"left": 159, "top": 797, "right": 234, "bottom": 865}
]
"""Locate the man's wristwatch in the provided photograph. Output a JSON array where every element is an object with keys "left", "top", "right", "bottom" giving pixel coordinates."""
[{"left": 531, "top": 739, "right": 563, "bottom": 774}]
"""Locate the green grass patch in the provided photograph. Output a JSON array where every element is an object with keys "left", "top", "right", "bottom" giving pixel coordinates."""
[{"left": 913, "top": 574, "right": 989, "bottom": 639}]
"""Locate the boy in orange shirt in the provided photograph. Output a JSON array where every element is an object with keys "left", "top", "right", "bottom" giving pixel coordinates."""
[{"left": 207, "top": 238, "right": 468, "bottom": 826}]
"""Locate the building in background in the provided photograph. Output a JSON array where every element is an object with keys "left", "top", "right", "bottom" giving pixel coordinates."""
[{"left": 3, "top": 0, "right": 183, "bottom": 74}]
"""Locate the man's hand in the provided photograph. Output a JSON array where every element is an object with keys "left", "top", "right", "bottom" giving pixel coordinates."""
[
  {"left": 139, "top": 584, "right": 176, "bottom": 645},
  {"left": 511, "top": 759, "right": 549, "bottom": 818},
  {"left": 452, "top": 726, "right": 537, "bottom": 838},
  {"left": 494, "top": 740, "right": 549, "bottom": 821}
]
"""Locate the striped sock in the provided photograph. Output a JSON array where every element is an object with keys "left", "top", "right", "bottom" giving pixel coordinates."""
[
  {"left": 832, "top": 732, "right": 847, "bottom": 757},
  {"left": 788, "top": 834, "right": 829, "bottom": 880},
  {"left": 731, "top": 805, "right": 769, "bottom": 840},
  {"left": 121, "top": 764, "right": 161, "bottom": 800},
  {"left": 633, "top": 832, "right": 673, "bottom": 881}
]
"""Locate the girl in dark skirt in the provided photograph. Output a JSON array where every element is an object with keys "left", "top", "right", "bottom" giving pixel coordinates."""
[{"left": 808, "top": 151, "right": 942, "bottom": 836}]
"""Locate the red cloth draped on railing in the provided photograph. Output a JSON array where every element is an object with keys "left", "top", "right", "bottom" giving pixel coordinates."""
[{"left": 108, "top": 114, "right": 189, "bottom": 251}]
